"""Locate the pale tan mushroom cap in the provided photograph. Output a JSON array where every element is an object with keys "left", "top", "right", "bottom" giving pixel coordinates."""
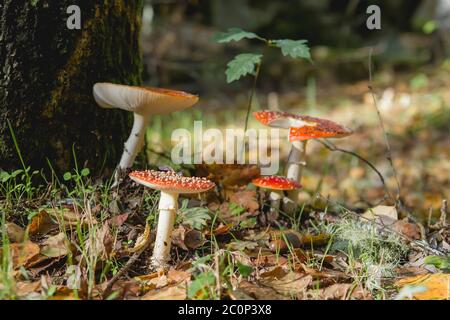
[{"left": 93, "top": 83, "right": 199, "bottom": 115}]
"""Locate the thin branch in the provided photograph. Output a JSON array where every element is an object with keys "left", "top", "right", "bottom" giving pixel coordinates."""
[
  {"left": 244, "top": 62, "right": 261, "bottom": 133},
  {"left": 430, "top": 199, "right": 448, "bottom": 231},
  {"left": 317, "top": 139, "right": 391, "bottom": 201},
  {"left": 102, "top": 242, "right": 150, "bottom": 299},
  {"left": 368, "top": 48, "right": 402, "bottom": 203}
]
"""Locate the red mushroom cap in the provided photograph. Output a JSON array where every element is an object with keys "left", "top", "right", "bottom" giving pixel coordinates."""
[
  {"left": 254, "top": 110, "right": 352, "bottom": 141},
  {"left": 252, "top": 176, "right": 301, "bottom": 190},
  {"left": 129, "top": 170, "right": 215, "bottom": 194},
  {"left": 288, "top": 116, "right": 353, "bottom": 141},
  {"left": 253, "top": 110, "right": 284, "bottom": 126},
  {"left": 253, "top": 110, "right": 319, "bottom": 128}
]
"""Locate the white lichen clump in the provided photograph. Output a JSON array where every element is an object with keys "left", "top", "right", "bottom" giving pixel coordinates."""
[{"left": 330, "top": 218, "right": 409, "bottom": 291}]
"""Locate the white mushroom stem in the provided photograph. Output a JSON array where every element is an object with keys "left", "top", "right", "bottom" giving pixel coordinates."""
[
  {"left": 151, "top": 191, "right": 179, "bottom": 268},
  {"left": 269, "top": 190, "right": 282, "bottom": 212},
  {"left": 286, "top": 140, "right": 308, "bottom": 183},
  {"left": 119, "top": 113, "right": 151, "bottom": 170},
  {"left": 284, "top": 140, "right": 308, "bottom": 213}
]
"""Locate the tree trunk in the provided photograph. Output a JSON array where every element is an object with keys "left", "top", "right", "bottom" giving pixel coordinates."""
[{"left": 0, "top": 0, "right": 143, "bottom": 176}]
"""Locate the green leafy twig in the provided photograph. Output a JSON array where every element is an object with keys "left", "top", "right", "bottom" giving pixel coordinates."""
[
  {"left": 214, "top": 28, "right": 266, "bottom": 43},
  {"left": 214, "top": 27, "right": 311, "bottom": 133},
  {"left": 225, "top": 53, "right": 262, "bottom": 84}
]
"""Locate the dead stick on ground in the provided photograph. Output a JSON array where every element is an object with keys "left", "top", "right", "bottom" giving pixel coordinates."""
[
  {"left": 102, "top": 242, "right": 150, "bottom": 299},
  {"left": 439, "top": 199, "right": 448, "bottom": 226},
  {"left": 368, "top": 48, "right": 402, "bottom": 204},
  {"left": 430, "top": 199, "right": 448, "bottom": 231}
]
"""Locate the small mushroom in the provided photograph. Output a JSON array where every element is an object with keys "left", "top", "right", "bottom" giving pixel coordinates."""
[
  {"left": 93, "top": 83, "right": 199, "bottom": 183},
  {"left": 129, "top": 170, "right": 215, "bottom": 269},
  {"left": 286, "top": 114, "right": 352, "bottom": 184},
  {"left": 254, "top": 110, "right": 352, "bottom": 213},
  {"left": 252, "top": 176, "right": 301, "bottom": 217}
]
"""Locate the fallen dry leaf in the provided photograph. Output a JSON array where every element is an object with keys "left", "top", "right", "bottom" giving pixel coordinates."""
[
  {"left": 26, "top": 254, "right": 59, "bottom": 274},
  {"left": 129, "top": 223, "right": 151, "bottom": 253},
  {"left": 84, "top": 223, "right": 114, "bottom": 260},
  {"left": 15, "top": 281, "right": 41, "bottom": 297},
  {"left": 137, "top": 270, "right": 186, "bottom": 292},
  {"left": 167, "top": 269, "right": 191, "bottom": 283},
  {"left": 0, "top": 241, "right": 40, "bottom": 269},
  {"left": 28, "top": 208, "right": 85, "bottom": 235},
  {"left": 299, "top": 264, "right": 349, "bottom": 282},
  {"left": 393, "top": 218, "right": 422, "bottom": 240},
  {"left": 103, "top": 279, "right": 141, "bottom": 300},
  {"left": 310, "top": 283, "right": 370, "bottom": 300},
  {"left": 227, "top": 240, "right": 258, "bottom": 251},
  {"left": 212, "top": 202, "right": 257, "bottom": 225},
  {"left": 108, "top": 213, "right": 129, "bottom": 228},
  {"left": 5, "top": 222, "right": 25, "bottom": 243},
  {"left": 395, "top": 273, "right": 450, "bottom": 300},
  {"left": 260, "top": 266, "right": 287, "bottom": 279},
  {"left": 362, "top": 205, "right": 398, "bottom": 226},
  {"left": 226, "top": 190, "right": 259, "bottom": 214},
  {"left": 65, "top": 265, "right": 82, "bottom": 290},
  {"left": 236, "top": 280, "right": 288, "bottom": 300},
  {"left": 205, "top": 223, "right": 233, "bottom": 236},
  {"left": 173, "top": 225, "right": 204, "bottom": 251},
  {"left": 141, "top": 282, "right": 187, "bottom": 300},
  {"left": 269, "top": 231, "right": 302, "bottom": 252},
  {"left": 260, "top": 272, "right": 312, "bottom": 297},
  {"left": 269, "top": 230, "right": 330, "bottom": 252},
  {"left": 253, "top": 254, "right": 288, "bottom": 267},
  {"left": 41, "top": 233, "right": 71, "bottom": 258},
  {"left": 134, "top": 270, "right": 166, "bottom": 283},
  {"left": 28, "top": 211, "right": 56, "bottom": 235},
  {"left": 47, "top": 287, "right": 79, "bottom": 300},
  {"left": 228, "top": 289, "right": 255, "bottom": 300}
]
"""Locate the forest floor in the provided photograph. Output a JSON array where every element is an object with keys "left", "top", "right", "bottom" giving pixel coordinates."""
[{"left": 0, "top": 65, "right": 449, "bottom": 300}]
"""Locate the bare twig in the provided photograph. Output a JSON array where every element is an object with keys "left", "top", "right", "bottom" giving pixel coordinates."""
[
  {"left": 430, "top": 199, "right": 448, "bottom": 231},
  {"left": 439, "top": 199, "right": 448, "bottom": 226},
  {"left": 367, "top": 49, "right": 402, "bottom": 203},
  {"left": 102, "top": 242, "right": 150, "bottom": 299},
  {"left": 318, "top": 139, "right": 391, "bottom": 201},
  {"left": 239, "top": 62, "right": 262, "bottom": 158},
  {"left": 244, "top": 62, "right": 261, "bottom": 133}
]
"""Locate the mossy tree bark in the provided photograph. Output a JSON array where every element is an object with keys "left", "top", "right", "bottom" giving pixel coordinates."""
[{"left": 0, "top": 0, "right": 143, "bottom": 176}]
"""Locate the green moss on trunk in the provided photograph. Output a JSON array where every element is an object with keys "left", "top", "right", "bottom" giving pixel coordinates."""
[{"left": 0, "top": 0, "right": 144, "bottom": 176}]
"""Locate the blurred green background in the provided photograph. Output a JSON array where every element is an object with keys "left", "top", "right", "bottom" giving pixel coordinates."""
[{"left": 139, "top": 0, "right": 449, "bottom": 220}]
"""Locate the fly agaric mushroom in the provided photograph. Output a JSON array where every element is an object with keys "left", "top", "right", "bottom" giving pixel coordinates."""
[
  {"left": 129, "top": 170, "right": 215, "bottom": 268},
  {"left": 254, "top": 110, "right": 352, "bottom": 213},
  {"left": 93, "top": 83, "right": 199, "bottom": 184},
  {"left": 252, "top": 176, "right": 301, "bottom": 216}
]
